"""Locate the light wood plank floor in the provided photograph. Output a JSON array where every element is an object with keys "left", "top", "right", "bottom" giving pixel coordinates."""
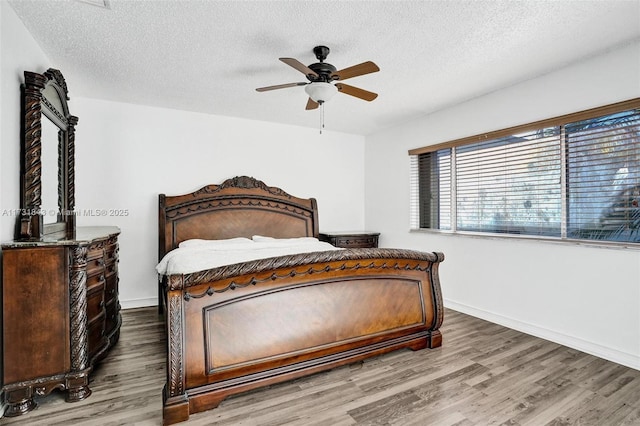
[{"left": 3, "top": 307, "right": 640, "bottom": 425}]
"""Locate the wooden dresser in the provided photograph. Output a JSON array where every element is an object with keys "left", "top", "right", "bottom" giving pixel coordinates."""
[{"left": 1, "top": 226, "right": 121, "bottom": 416}]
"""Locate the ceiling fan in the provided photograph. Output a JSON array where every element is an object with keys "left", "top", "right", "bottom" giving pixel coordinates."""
[{"left": 256, "top": 45, "right": 380, "bottom": 110}]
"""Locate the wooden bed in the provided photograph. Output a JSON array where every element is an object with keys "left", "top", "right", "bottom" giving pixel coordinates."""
[{"left": 158, "top": 176, "right": 444, "bottom": 425}]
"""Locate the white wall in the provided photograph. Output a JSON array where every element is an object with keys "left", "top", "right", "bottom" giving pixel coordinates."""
[
  {"left": 73, "top": 98, "right": 366, "bottom": 308},
  {"left": 365, "top": 40, "right": 640, "bottom": 370},
  {"left": 0, "top": 2, "right": 52, "bottom": 241}
]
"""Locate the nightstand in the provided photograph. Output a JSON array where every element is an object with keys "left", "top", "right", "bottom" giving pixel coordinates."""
[{"left": 319, "top": 231, "right": 380, "bottom": 248}]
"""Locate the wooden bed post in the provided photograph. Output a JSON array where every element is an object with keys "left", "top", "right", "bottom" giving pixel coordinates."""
[
  {"left": 158, "top": 194, "right": 167, "bottom": 314},
  {"left": 162, "top": 291, "right": 189, "bottom": 425},
  {"left": 427, "top": 251, "right": 445, "bottom": 348}
]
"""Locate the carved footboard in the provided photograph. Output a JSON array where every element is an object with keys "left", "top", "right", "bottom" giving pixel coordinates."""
[{"left": 162, "top": 248, "right": 444, "bottom": 425}]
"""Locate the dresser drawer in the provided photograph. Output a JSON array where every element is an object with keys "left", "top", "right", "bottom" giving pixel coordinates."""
[
  {"left": 87, "top": 320, "right": 107, "bottom": 360},
  {"left": 86, "top": 272, "right": 106, "bottom": 292},
  {"left": 86, "top": 256, "right": 106, "bottom": 276},
  {"left": 87, "top": 288, "right": 105, "bottom": 324},
  {"left": 87, "top": 242, "right": 104, "bottom": 260},
  {"left": 105, "top": 262, "right": 117, "bottom": 278},
  {"left": 104, "top": 242, "right": 118, "bottom": 263},
  {"left": 105, "top": 302, "right": 121, "bottom": 337},
  {"left": 105, "top": 275, "right": 118, "bottom": 305}
]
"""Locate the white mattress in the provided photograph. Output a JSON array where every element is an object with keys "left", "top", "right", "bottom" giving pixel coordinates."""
[{"left": 156, "top": 236, "right": 340, "bottom": 275}]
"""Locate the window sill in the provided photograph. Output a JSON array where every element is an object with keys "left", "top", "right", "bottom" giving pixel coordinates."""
[{"left": 409, "top": 228, "right": 640, "bottom": 251}]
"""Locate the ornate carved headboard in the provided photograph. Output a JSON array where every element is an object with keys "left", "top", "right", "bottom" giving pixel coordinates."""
[{"left": 158, "top": 176, "right": 319, "bottom": 261}]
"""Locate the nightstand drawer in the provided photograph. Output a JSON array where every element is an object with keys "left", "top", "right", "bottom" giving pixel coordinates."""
[{"left": 319, "top": 232, "right": 380, "bottom": 248}]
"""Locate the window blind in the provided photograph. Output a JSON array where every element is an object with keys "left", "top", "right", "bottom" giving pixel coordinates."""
[
  {"left": 408, "top": 98, "right": 640, "bottom": 244},
  {"left": 409, "top": 149, "right": 451, "bottom": 230},
  {"left": 455, "top": 129, "right": 562, "bottom": 236},
  {"left": 566, "top": 109, "right": 640, "bottom": 242}
]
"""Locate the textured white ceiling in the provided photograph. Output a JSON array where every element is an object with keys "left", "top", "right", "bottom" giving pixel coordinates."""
[{"left": 8, "top": 0, "right": 640, "bottom": 135}]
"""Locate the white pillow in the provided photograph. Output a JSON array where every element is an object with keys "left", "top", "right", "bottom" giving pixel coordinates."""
[
  {"left": 252, "top": 235, "right": 319, "bottom": 244},
  {"left": 178, "top": 237, "right": 252, "bottom": 248}
]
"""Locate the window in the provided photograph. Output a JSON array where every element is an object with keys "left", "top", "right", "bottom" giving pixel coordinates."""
[
  {"left": 409, "top": 99, "right": 640, "bottom": 244},
  {"left": 410, "top": 149, "right": 451, "bottom": 230}
]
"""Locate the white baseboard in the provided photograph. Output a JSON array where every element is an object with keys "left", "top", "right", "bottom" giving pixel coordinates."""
[
  {"left": 444, "top": 299, "right": 640, "bottom": 371},
  {"left": 120, "top": 297, "right": 158, "bottom": 310}
]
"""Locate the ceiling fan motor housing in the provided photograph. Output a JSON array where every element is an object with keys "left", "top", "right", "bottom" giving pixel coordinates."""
[
  {"left": 306, "top": 45, "right": 337, "bottom": 82},
  {"left": 308, "top": 62, "right": 337, "bottom": 82}
]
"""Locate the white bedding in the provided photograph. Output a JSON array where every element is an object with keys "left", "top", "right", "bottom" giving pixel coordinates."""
[{"left": 156, "top": 236, "right": 341, "bottom": 275}]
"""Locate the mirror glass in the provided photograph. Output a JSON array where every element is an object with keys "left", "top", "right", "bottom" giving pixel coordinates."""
[
  {"left": 42, "top": 84, "right": 64, "bottom": 113},
  {"left": 41, "top": 116, "right": 59, "bottom": 224}
]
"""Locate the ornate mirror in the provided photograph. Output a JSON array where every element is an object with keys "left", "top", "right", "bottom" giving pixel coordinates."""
[{"left": 18, "top": 68, "right": 78, "bottom": 240}]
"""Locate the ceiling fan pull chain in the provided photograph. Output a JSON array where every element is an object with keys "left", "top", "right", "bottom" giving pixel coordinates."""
[{"left": 320, "top": 102, "right": 325, "bottom": 134}]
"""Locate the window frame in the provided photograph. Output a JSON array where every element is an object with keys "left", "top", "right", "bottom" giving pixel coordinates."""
[{"left": 408, "top": 98, "right": 640, "bottom": 248}]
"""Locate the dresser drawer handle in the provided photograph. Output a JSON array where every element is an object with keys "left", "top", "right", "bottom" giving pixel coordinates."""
[
  {"left": 99, "top": 300, "right": 105, "bottom": 309},
  {"left": 99, "top": 275, "right": 105, "bottom": 282}
]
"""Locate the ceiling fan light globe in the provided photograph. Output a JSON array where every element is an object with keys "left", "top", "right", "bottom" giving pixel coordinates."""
[{"left": 305, "top": 82, "right": 338, "bottom": 103}]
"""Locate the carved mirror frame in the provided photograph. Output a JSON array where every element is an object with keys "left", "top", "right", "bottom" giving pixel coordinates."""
[{"left": 18, "top": 68, "right": 78, "bottom": 240}]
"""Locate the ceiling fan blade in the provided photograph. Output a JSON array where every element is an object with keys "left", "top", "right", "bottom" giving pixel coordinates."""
[
  {"left": 256, "top": 82, "right": 307, "bottom": 92},
  {"left": 305, "top": 98, "right": 319, "bottom": 110},
  {"left": 335, "top": 83, "right": 378, "bottom": 101},
  {"left": 280, "top": 58, "right": 319, "bottom": 78},
  {"left": 332, "top": 61, "right": 380, "bottom": 81}
]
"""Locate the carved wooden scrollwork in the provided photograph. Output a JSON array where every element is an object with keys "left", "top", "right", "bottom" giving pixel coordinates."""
[
  {"left": 170, "top": 248, "right": 442, "bottom": 290},
  {"left": 167, "top": 294, "right": 184, "bottom": 397},
  {"left": 69, "top": 246, "right": 89, "bottom": 372},
  {"left": 165, "top": 198, "right": 312, "bottom": 220},
  {"left": 193, "top": 175, "right": 293, "bottom": 198},
  {"left": 20, "top": 72, "right": 47, "bottom": 238},
  {"left": 67, "top": 116, "right": 78, "bottom": 214}
]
